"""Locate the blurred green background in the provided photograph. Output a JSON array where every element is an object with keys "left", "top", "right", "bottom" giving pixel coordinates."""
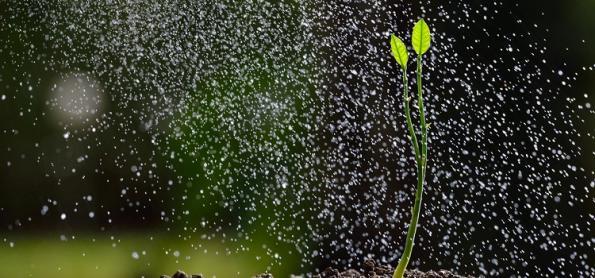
[
  {"left": 0, "top": 0, "right": 593, "bottom": 277},
  {"left": 0, "top": 0, "right": 312, "bottom": 276}
]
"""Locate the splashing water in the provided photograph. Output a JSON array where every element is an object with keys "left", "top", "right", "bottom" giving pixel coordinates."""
[{"left": 0, "top": 1, "right": 593, "bottom": 276}]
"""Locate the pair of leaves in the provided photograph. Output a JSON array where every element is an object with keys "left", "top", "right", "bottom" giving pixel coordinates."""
[{"left": 390, "top": 19, "right": 431, "bottom": 69}]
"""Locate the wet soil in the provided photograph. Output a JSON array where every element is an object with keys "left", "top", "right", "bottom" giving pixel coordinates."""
[
  {"left": 162, "top": 259, "right": 471, "bottom": 278},
  {"left": 311, "top": 259, "right": 471, "bottom": 278}
]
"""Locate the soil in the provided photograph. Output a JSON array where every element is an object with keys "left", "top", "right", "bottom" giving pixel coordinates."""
[
  {"left": 162, "top": 259, "right": 472, "bottom": 278},
  {"left": 310, "top": 259, "right": 472, "bottom": 278}
]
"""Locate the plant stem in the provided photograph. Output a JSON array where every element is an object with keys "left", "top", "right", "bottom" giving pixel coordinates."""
[
  {"left": 417, "top": 55, "right": 428, "bottom": 176},
  {"left": 401, "top": 67, "right": 420, "bottom": 163},
  {"left": 393, "top": 55, "right": 427, "bottom": 278}
]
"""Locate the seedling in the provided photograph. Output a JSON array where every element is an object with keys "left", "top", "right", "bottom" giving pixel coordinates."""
[{"left": 390, "top": 18, "right": 432, "bottom": 278}]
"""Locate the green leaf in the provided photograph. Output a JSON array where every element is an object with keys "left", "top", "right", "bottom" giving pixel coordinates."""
[
  {"left": 411, "top": 19, "right": 431, "bottom": 55},
  {"left": 390, "top": 34, "right": 409, "bottom": 69}
]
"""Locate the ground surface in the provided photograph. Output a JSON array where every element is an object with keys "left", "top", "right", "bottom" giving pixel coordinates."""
[
  {"left": 164, "top": 259, "right": 472, "bottom": 278},
  {"left": 311, "top": 259, "right": 472, "bottom": 278}
]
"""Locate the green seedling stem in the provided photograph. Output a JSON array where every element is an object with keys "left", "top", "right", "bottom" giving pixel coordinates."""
[{"left": 390, "top": 18, "right": 431, "bottom": 278}]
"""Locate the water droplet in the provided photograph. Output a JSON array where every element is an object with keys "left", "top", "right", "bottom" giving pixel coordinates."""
[{"left": 41, "top": 205, "right": 49, "bottom": 216}]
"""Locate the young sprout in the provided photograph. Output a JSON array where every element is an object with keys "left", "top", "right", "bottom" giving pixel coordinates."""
[{"left": 390, "top": 18, "right": 432, "bottom": 278}]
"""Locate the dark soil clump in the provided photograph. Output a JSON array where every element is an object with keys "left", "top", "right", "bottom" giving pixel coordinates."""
[
  {"left": 313, "top": 259, "right": 472, "bottom": 278},
  {"left": 160, "top": 270, "right": 202, "bottom": 278}
]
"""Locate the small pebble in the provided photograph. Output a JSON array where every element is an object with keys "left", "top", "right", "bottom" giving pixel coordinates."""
[
  {"left": 254, "top": 274, "right": 274, "bottom": 278},
  {"left": 172, "top": 270, "right": 188, "bottom": 278}
]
